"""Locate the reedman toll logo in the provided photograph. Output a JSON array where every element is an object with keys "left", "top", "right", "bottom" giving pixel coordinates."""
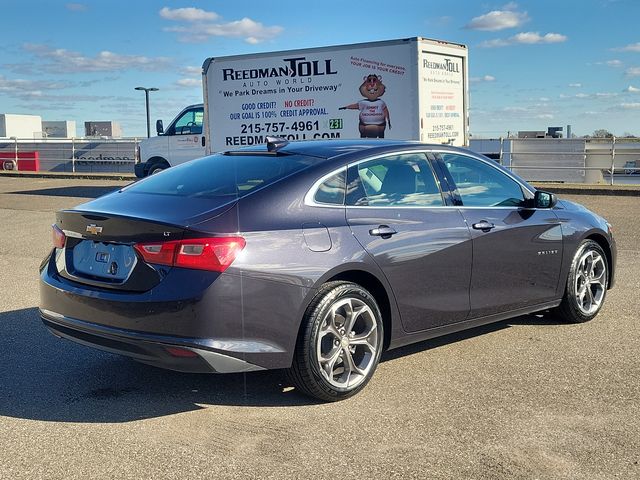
[{"left": 222, "top": 57, "right": 338, "bottom": 81}]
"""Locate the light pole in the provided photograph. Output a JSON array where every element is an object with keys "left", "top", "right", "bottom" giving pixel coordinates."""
[{"left": 134, "top": 86, "right": 159, "bottom": 138}]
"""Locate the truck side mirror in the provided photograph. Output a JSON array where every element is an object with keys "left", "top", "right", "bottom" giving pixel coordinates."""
[
  {"left": 156, "top": 119, "right": 164, "bottom": 135},
  {"left": 534, "top": 190, "right": 557, "bottom": 209}
]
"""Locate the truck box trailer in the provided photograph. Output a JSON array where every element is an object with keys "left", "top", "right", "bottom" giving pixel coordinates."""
[
  {"left": 136, "top": 37, "right": 468, "bottom": 177},
  {"left": 204, "top": 37, "right": 468, "bottom": 153}
]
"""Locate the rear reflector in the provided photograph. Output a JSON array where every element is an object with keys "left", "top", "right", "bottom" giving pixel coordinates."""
[
  {"left": 52, "top": 224, "right": 66, "bottom": 249},
  {"left": 165, "top": 346, "right": 198, "bottom": 358},
  {"left": 134, "top": 236, "right": 245, "bottom": 272}
]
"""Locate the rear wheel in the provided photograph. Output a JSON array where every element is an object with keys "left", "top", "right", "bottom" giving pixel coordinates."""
[
  {"left": 147, "top": 159, "right": 170, "bottom": 176},
  {"left": 288, "top": 281, "right": 384, "bottom": 402},
  {"left": 555, "top": 239, "right": 608, "bottom": 323},
  {"left": 149, "top": 165, "right": 165, "bottom": 175}
]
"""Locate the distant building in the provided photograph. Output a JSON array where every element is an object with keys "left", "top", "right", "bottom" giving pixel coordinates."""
[
  {"left": 42, "top": 121, "right": 76, "bottom": 138},
  {"left": 518, "top": 130, "right": 546, "bottom": 139},
  {"left": 0, "top": 114, "right": 43, "bottom": 138},
  {"left": 84, "top": 121, "right": 122, "bottom": 138},
  {"left": 518, "top": 127, "right": 563, "bottom": 139}
]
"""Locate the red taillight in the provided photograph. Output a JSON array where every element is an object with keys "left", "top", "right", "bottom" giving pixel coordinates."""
[
  {"left": 134, "top": 240, "right": 179, "bottom": 267},
  {"left": 134, "top": 237, "right": 245, "bottom": 272},
  {"left": 52, "top": 224, "right": 66, "bottom": 249}
]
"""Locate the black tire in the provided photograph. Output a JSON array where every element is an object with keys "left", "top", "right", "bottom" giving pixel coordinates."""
[
  {"left": 148, "top": 165, "right": 165, "bottom": 175},
  {"left": 554, "top": 239, "right": 609, "bottom": 323},
  {"left": 288, "top": 281, "right": 384, "bottom": 402}
]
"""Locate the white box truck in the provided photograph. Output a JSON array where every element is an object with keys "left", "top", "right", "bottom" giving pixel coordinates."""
[{"left": 136, "top": 37, "right": 468, "bottom": 177}]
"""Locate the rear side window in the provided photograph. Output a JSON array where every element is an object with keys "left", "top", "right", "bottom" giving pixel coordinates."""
[
  {"left": 346, "top": 153, "right": 443, "bottom": 207},
  {"left": 314, "top": 170, "right": 346, "bottom": 205},
  {"left": 127, "top": 153, "right": 316, "bottom": 199}
]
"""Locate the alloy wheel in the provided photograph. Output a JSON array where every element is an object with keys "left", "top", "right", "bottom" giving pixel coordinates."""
[
  {"left": 316, "top": 296, "right": 380, "bottom": 390},
  {"left": 574, "top": 249, "right": 607, "bottom": 315}
]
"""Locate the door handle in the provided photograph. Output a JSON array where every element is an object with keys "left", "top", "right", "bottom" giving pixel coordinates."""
[
  {"left": 369, "top": 225, "right": 397, "bottom": 238},
  {"left": 472, "top": 221, "right": 495, "bottom": 232}
]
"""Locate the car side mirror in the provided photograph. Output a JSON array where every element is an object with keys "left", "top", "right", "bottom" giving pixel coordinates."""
[
  {"left": 156, "top": 119, "right": 164, "bottom": 135},
  {"left": 534, "top": 190, "right": 557, "bottom": 209}
]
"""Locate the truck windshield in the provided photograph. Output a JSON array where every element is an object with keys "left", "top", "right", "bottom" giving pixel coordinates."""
[{"left": 126, "top": 153, "right": 317, "bottom": 199}]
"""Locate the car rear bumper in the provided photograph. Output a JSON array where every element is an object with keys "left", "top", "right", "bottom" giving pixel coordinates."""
[
  {"left": 40, "top": 252, "right": 312, "bottom": 371},
  {"left": 40, "top": 308, "right": 266, "bottom": 373}
]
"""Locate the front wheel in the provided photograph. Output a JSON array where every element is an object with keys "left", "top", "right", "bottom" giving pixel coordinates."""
[
  {"left": 555, "top": 239, "right": 609, "bottom": 323},
  {"left": 288, "top": 282, "right": 384, "bottom": 402}
]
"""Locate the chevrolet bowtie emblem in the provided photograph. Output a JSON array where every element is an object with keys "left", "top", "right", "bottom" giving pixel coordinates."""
[{"left": 86, "top": 224, "right": 103, "bottom": 235}]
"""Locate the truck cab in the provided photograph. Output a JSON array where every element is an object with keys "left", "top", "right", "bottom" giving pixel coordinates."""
[{"left": 135, "top": 104, "right": 205, "bottom": 178}]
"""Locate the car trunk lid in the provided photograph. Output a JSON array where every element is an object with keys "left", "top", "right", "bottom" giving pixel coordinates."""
[{"left": 54, "top": 210, "right": 187, "bottom": 292}]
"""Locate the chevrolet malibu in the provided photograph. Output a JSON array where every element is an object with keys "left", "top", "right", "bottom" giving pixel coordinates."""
[{"left": 40, "top": 139, "right": 616, "bottom": 401}]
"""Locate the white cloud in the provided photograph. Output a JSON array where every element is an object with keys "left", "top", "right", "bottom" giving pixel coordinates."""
[
  {"left": 539, "top": 97, "right": 550, "bottom": 102},
  {"left": 502, "top": 106, "right": 527, "bottom": 113},
  {"left": 0, "top": 75, "right": 73, "bottom": 98},
  {"left": 613, "top": 42, "right": 640, "bottom": 52},
  {"left": 20, "top": 44, "right": 172, "bottom": 73},
  {"left": 470, "top": 75, "right": 496, "bottom": 83},
  {"left": 479, "top": 31, "right": 567, "bottom": 48},
  {"left": 561, "top": 92, "right": 619, "bottom": 100},
  {"left": 620, "top": 102, "right": 640, "bottom": 109},
  {"left": 512, "top": 32, "right": 567, "bottom": 44},
  {"left": 465, "top": 7, "right": 529, "bottom": 31},
  {"left": 626, "top": 85, "right": 640, "bottom": 93},
  {"left": 159, "top": 7, "right": 218, "bottom": 22},
  {"left": 65, "top": 3, "right": 87, "bottom": 12},
  {"left": 160, "top": 8, "right": 282, "bottom": 44},
  {"left": 626, "top": 67, "right": 640, "bottom": 77},
  {"left": 181, "top": 66, "right": 202, "bottom": 76},
  {"left": 606, "top": 59, "right": 623, "bottom": 67},
  {"left": 175, "top": 78, "right": 201, "bottom": 88},
  {"left": 165, "top": 17, "right": 283, "bottom": 44},
  {"left": 568, "top": 83, "right": 582, "bottom": 88}
]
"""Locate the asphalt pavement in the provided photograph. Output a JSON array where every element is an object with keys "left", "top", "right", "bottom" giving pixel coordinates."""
[{"left": 0, "top": 176, "right": 638, "bottom": 479}]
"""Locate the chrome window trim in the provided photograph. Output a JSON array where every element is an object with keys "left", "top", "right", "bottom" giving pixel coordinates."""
[{"left": 304, "top": 148, "right": 535, "bottom": 209}]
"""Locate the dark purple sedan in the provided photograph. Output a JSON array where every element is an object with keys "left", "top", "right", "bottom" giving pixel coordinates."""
[{"left": 40, "top": 139, "right": 616, "bottom": 401}]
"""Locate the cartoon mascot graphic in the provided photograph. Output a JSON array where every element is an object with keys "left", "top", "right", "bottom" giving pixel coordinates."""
[{"left": 340, "top": 74, "right": 391, "bottom": 138}]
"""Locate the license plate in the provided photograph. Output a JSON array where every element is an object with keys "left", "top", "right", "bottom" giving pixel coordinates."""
[{"left": 72, "top": 241, "right": 137, "bottom": 281}]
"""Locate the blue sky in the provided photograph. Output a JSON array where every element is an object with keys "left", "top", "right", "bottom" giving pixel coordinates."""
[{"left": 1, "top": 0, "right": 639, "bottom": 138}]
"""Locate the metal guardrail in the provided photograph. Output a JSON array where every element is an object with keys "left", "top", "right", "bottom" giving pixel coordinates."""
[
  {"left": 2, "top": 135, "right": 639, "bottom": 183},
  {"left": 475, "top": 136, "right": 640, "bottom": 185},
  {"left": 0, "top": 137, "right": 139, "bottom": 173}
]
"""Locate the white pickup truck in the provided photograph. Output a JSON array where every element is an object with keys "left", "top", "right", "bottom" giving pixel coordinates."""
[{"left": 134, "top": 103, "right": 205, "bottom": 177}]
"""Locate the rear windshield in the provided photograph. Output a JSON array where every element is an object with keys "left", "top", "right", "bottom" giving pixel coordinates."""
[{"left": 127, "top": 153, "right": 317, "bottom": 199}]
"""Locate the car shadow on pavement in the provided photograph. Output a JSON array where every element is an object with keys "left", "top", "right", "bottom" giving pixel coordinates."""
[
  {"left": 0, "top": 308, "right": 568, "bottom": 422},
  {"left": 381, "top": 312, "right": 566, "bottom": 362},
  {"left": 10, "top": 186, "right": 122, "bottom": 198},
  {"left": 0, "top": 307, "right": 317, "bottom": 424}
]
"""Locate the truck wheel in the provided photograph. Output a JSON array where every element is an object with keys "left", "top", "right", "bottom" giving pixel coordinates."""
[
  {"left": 554, "top": 239, "right": 608, "bottom": 323},
  {"left": 288, "top": 281, "right": 384, "bottom": 402},
  {"left": 149, "top": 165, "right": 165, "bottom": 175}
]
